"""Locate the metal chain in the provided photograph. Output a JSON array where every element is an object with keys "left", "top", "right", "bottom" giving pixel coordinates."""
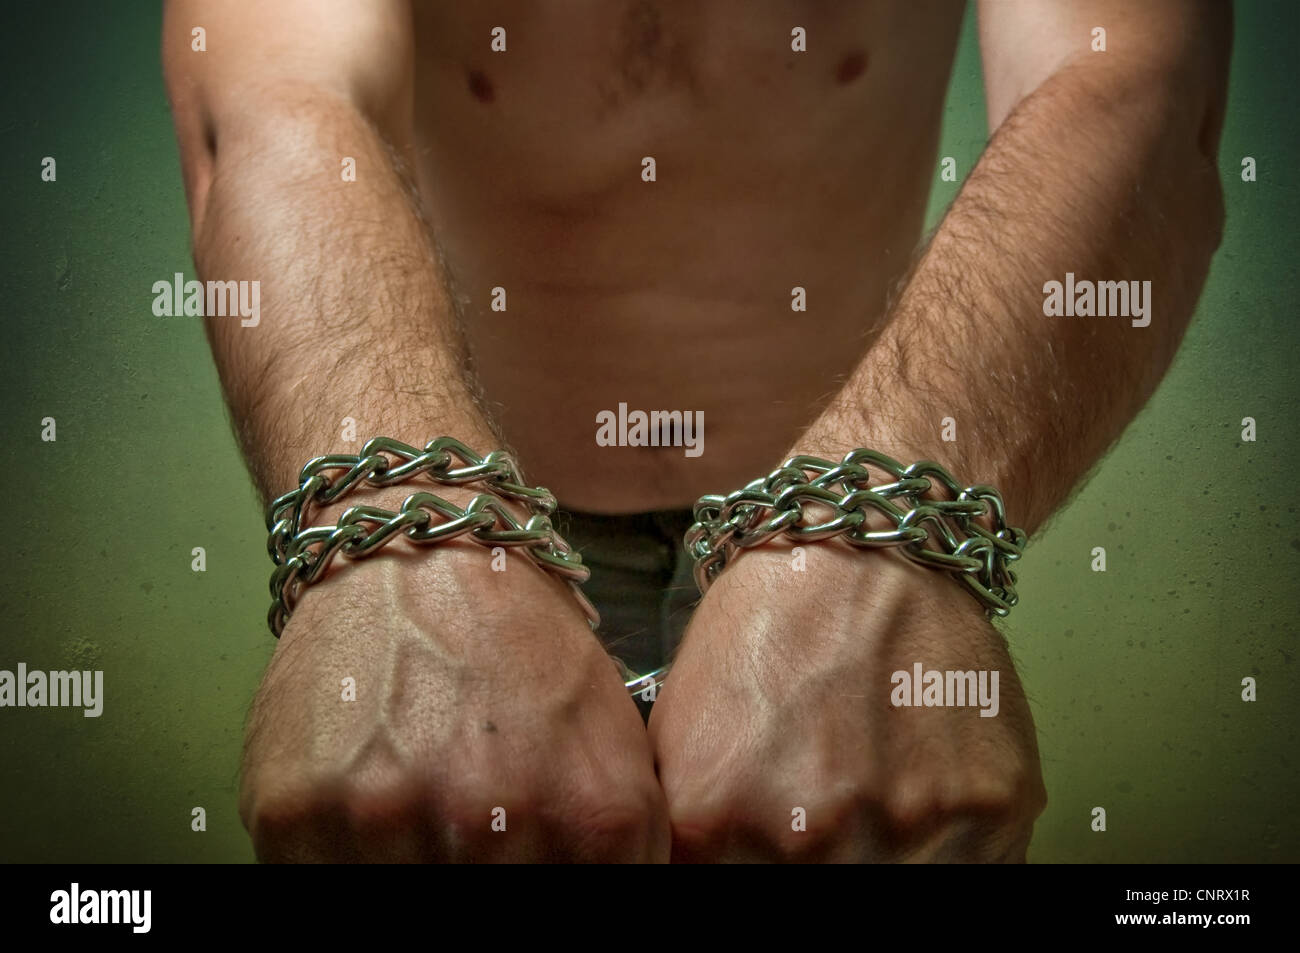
[
  {"left": 265, "top": 436, "right": 600, "bottom": 638},
  {"left": 614, "top": 660, "right": 671, "bottom": 699},
  {"left": 684, "top": 449, "right": 1027, "bottom": 617}
]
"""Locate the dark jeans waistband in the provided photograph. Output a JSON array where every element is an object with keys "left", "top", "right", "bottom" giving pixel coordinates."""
[{"left": 551, "top": 506, "right": 699, "bottom": 695}]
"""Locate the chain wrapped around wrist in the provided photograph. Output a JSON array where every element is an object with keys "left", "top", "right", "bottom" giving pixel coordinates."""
[
  {"left": 684, "top": 448, "right": 1028, "bottom": 616},
  {"left": 265, "top": 436, "right": 600, "bottom": 638}
]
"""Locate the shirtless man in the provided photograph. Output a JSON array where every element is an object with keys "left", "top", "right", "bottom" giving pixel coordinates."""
[{"left": 162, "top": 0, "right": 1229, "bottom": 862}]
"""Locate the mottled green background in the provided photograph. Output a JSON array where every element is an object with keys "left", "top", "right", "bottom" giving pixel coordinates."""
[{"left": 1, "top": 2, "right": 1295, "bottom": 863}]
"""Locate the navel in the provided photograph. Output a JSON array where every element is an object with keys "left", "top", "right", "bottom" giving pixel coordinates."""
[
  {"left": 467, "top": 68, "right": 495, "bottom": 104},
  {"left": 835, "top": 50, "right": 868, "bottom": 85}
]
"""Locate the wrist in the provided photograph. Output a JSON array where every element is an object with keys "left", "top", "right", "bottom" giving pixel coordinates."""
[
  {"left": 266, "top": 436, "right": 599, "bottom": 637},
  {"left": 308, "top": 481, "right": 495, "bottom": 531},
  {"left": 295, "top": 479, "right": 520, "bottom": 595},
  {"left": 794, "top": 416, "right": 1038, "bottom": 539},
  {"left": 279, "top": 495, "right": 598, "bottom": 644},
  {"left": 795, "top": 408, "right": 957, "bottom": 485},
  {"left": 710, "top": 531, "right": 994, "bottom": 631},
  {"left": 688, "top": 439, "right": 1025, "bottom": 625}
]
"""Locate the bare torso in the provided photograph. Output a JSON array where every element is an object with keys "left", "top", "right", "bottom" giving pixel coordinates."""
[{"left": 410, "top": 1, "right": 963, "bottom": 512}]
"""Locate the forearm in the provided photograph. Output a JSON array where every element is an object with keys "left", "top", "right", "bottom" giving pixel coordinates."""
[
  {"left": 800, "top": 57, "right": 1226, "bottom": 536},
  {"left": 190, "top": 85, "right": 498, "bottom": 504}
]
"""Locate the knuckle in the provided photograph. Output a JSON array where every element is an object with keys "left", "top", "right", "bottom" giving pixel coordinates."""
[
  {"left": 876, "top": 782, "right": 968, "bottom": 834},
  {"left": 878, "top": 786, "right": 942, "bottom": 837},
  {"left": 771, "top": 790, "right": 866, "bottom": 859},
  {"left": 435, "top": 789, "right": 498, "bottom": 844},
  {"left": 944, "top": 776, "right": 1022, "bottom": 820},
  {"left": 819, "top": 786, "right": 872, "bottom": 836},
  {"left": 563, "top": 790, "right": 655, "bottom": 857},
  {"left": 342, "top": 783, "right": 425, "bottom": 834},
  {"left": 244, "top": 776, "right": 344, "bottom": 848},
  {"left": 881, "top": 769, "right": 1037, "bottom": 838},
  {"left": 243, "top": 768, "right": 433, "bottom": 858},
  {"left": 668, "top": 799, "right": 734, "bottom": 860}
]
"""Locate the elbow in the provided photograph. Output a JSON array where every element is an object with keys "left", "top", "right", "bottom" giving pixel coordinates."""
[
  {"left": 1125, "top": 56, "right": 1230, "bottom": 257},
  {"left": 1184, "top": 15, "right": 1230, "bottom": 254},
  {"left": 161, "top": 24, "right": 216, "bottom": 245},
  {"left": 1171, "top": 93, "right": 1227, "bottom": 263},
  {"left": 162, "top": 69, "right": 217, "bottom": 248},
  {"left": 1185, "top": 72, "right": 1230, "bottom": 257},
  {"left": 176, "top": 122, "right": 216, "bottom": 250},
  {"left": 1172, "top": 9, "right": 1233, "bottom": 252},
  {"left": 1202, "top": 156, "right": 1226, "bottom": 254}
]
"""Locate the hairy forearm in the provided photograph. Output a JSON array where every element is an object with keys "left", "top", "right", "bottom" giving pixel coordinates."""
[
  {"left": 190, "top": 85, "right": 497, "bottom": 504},
  {"left": 800, "top": 58, "right": 1226, "bottom": 536}
]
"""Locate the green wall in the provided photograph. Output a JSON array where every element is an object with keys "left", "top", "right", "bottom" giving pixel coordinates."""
[{"left": 0, "top": 1, "right": 1295, "bottom": 862}]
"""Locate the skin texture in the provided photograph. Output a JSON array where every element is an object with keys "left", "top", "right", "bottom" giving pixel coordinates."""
[
  {"left": 406, "top": 0, "right": 964, "bottom": 512},
  {"left": 163, "top": 0, "right": 1229, "bottom": 861},
  {"left": 649, "top": 545, "right": 1043, "bottom": 862},
  {"left": 650, "top": 2, "right": 1229, "bottom": 862},
  {"left": 242, "top": 516, "right": 669, "bottom": 862}
]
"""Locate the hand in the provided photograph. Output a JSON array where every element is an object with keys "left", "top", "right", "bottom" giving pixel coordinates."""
[
  {"left": 649, "top": 541, "right": 1046, "bottom": 862},
  {"left": 240, "top": 506, "right": 669, "bottom": 862}
]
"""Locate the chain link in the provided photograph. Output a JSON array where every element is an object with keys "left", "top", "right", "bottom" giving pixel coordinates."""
[
  {"left": 684, "top": 449, "right": 1027, "bottom": 616},
  {"left": 613, "top": 661, "right": 671, "bottom": 700},
  {"left": 265, "top": 436, "right": 599, "bottom": 637}
]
